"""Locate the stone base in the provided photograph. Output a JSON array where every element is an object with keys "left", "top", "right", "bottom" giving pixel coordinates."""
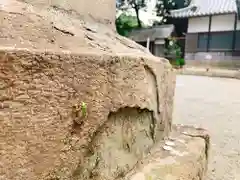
[
  {"left": 177, "top": 67, "right": 240, "bottom": 79},
  {"left": 185, "top": 59, "right": 240, "bottom": 70},
  {"left": 185, "top": 52, "right": 240, "bottom": 69},
  {"left": 124, "top": 125, "right": 210, "bottom": 180}
]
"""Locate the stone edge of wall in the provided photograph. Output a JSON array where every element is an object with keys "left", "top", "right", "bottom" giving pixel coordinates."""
[
  {"left": 124, "top": 124, "right": 210, "bottom": 180},
  {"left": 177, "top": 67, "right": 240, "bottom": 80}
]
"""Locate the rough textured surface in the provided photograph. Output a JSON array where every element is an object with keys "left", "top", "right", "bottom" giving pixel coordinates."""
[
  {"left": 0, "top": 50, "right": 175, "bottom": 180},
  {"left": 0, "top": 0, "right": 177, "bottom": 179},
  {"left": 16, "top": 0, "right": 116, "bottom": 28},
  {"left": 174, "top": 75, "right": 240, "bottom": 180},
  {"left": 123, "top": 125, "right": 210, "bottom": 180},
  {"left": 0, "top": 0, "right": 151, "bottom": 55},
  {"left": 74, "top": 108, "right": 155, "bottom": 180}
]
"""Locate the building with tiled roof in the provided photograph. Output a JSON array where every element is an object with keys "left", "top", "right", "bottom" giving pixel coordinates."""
[
  {"left": 170, "top": 0, "right": 240, "bottom": 68},
  {"left": 127, "top": 24, "right": 175, "bottom": 57},
  {"left": 170, "top": 0, "right": 237, "bottom": 18}
]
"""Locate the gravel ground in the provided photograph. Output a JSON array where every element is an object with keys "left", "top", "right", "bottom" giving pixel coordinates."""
[{"left": 173, "top": 75, "right": 240, "bottom": 180}]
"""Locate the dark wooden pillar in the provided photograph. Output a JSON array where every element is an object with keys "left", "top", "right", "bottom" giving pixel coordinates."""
[
  {"left": 232, "top": 13, "right": 238, "bottom": 52},
  {"left": 207, "top": 15, "right": 212, "bottom": 52}
]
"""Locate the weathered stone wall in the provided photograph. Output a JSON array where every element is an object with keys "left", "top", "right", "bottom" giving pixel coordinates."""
[
  {"left": 0, "top": 0, "right": 209, "bottom": 180},
  {"left": 17, "top": 0, "right": 116, "bottom": 28},
  {"left": 0, "top": 50, "right": 175, "bottom": 179}
]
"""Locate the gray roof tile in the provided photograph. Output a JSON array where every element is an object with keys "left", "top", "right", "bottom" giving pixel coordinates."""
[
  {"left": 127, "top": 24, "right": 174, "bottom": 42},
  {"left": 170, "top": 0, "right": 238, "bottom": 18}
]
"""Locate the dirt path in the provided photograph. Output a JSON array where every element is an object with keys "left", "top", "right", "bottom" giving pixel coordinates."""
[{"left": 173, "top": 75, "right": 240, "bottom": 180}]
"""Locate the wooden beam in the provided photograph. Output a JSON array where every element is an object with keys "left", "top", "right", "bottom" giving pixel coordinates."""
[
  {"left": 207, "top": 15, "right": 212, "bottom": 52},
  {"left": 232, "top": 13, "right": 238, "bottom": 52},
  {"left": 168, "top": 36, "right": 186, "bottom": 40},
  {"left": 146, "top": 37, "right": 150, "bottom": 51}
]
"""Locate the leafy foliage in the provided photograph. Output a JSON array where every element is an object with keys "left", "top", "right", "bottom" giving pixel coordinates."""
[
  {"left": 115, "top": 13, "right": 141, "bottom": 36},
  {"left": 117, "top": 0, "right": 191, "bottom": 28},
  {"left": 165, "top": 37, "right": 185, "bottom": 67},
  {"left": 117, "top": 0, "right": 146, "bottom": 28},
  {"left": 165, "top": 37, "right": 182, "bottom": 58},
  {"left": 81, "top": 101, "right": 87, "bottom": 118},
  {"left": 155, "top": 0, "right": 176, "bottom": 24},
  {"left": 155, "top": 0, "right": 190, "bottom": 25}
]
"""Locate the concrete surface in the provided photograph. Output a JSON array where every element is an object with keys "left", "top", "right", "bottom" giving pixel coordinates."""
[{"left": 173, "top": 75, "right": 240, "bottom": 180}]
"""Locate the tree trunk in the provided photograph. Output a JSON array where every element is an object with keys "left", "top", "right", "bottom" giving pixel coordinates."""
[{"left": 134, "top": 8, "right": 142, "bottom": 28}]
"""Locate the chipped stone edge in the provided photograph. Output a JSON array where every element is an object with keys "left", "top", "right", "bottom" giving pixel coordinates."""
[
  {"left": 0, "top": 46, "right": 172, "bottom": 67},
  {"left": 122, "top": 124, "right": 210, "bottom": 180},
  {"left": 173, "top": 124, "right": 210, "bottom": 161}
]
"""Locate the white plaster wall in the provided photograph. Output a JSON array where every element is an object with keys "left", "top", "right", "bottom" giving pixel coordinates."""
[
  {"left": 187, "top": 17, "right": 209, "bottom": 33},
  {"left": 236, "top": 18, "right": 240, "bottom": 30},
  {"left": 188, "top": 14, "right": 237, "bottom": 33},
  {"left": 211, "top": 14, "right": 235, "bottom": 31}
]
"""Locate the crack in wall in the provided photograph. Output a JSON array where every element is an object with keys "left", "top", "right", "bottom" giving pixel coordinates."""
[
  {"left": 53, "top": 26, "right": 75, "bottom": 36},
  {"left": 144, "top": 65, "right": 160, "bottom": 114}
]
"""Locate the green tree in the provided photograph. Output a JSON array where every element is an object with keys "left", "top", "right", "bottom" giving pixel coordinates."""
[
  {"left": 165, "top": 37, "right": 185, "bottom": 67},
  {"left": 155, "top": 0, "right": 190, "bottom": 25},
  {"left": 165, "top": 38, "right": 182, "bottom": 58},
  {"left": 117, "top": 0, "right": 146, "bottom": 28},
  {"left": 115, "top": 13, "right": 142, "bottom": 36}
]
